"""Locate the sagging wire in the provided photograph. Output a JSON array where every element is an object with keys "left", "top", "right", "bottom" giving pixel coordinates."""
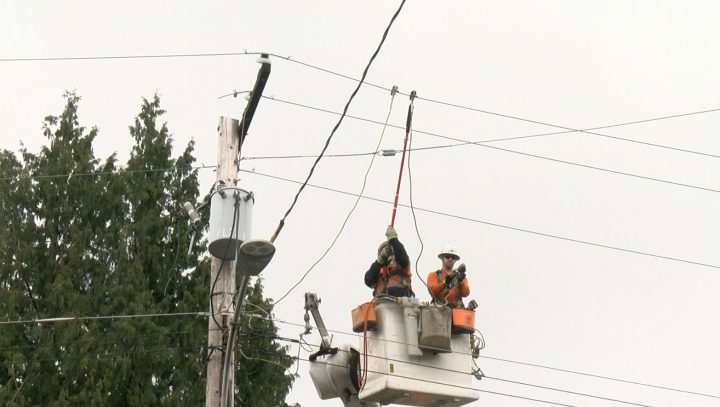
[
  {"left": 266, "top": 335, "right": 654, "bottom": 407},
  {"left": 237, "top": 310, "right": 720, "bottom": 401},
  {"left": 268, "top": 0, "right": 408, "bottom": 244},
  {"left": 236, "top": 343, "right": 290, "bottom": 369},
  {"left": 472, "top": 328, "right": 487, "bottom": 380},
  {"left": 272, "top": 87, "right": 400, "bottom": 306},
  {"left": 242, "top": 301, "right": 271, "bottom": 318},
  {"left": 184, "top": 346, "right": 211, "bottom": 407},
  {"left": 294, "top": 332, "right": 315, "bottom": 376}
]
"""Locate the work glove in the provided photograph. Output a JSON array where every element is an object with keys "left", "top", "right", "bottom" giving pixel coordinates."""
[
  {"left": 444, "top": 271, "right": 456, "bottom": 286},
  {"left": 377, "top": 243, "right": 392, "bottom": 264},
  {"left": 457, "top": 263, "right": 466, "bottom": 281},
  {"left": 385, "top": 225, "right": 398, "bottom": 241}
]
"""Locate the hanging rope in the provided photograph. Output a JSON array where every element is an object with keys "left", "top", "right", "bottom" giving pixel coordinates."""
[
  {"left": 269, "top": 0, "right": 408, "bottom": 244},
  {"left": 272, "top": 89, "right": 399, "bottom": 306}
]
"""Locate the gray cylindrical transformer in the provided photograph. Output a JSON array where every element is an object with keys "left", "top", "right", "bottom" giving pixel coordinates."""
[{"left": 208, "top": 187, "right": 253, "bottom": 259}]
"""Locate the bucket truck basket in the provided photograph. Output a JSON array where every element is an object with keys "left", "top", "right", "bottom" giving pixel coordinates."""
[{"left": 356, "top": 299, "right": 480, "bottom": 407}]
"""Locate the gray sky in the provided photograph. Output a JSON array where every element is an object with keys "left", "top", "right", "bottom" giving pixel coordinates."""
[{"left": 2, "top": 1, "right": 720, "bottom": 406}]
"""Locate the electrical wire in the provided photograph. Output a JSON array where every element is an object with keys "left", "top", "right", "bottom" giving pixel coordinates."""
[
  {"left": 257, "top": 333, "right": 655, "bottom": 407},
  {"left": 258, "top": 95, "right": 720, "bottom": 194},
  {"left": 272, "top": 90, "right": 399, "bottom": 306},
  {"left": 241, "top": 311, "right": 720, "bottom": 400},
  {"left": 260, "top": 94, "right": 580, "bottom": 146},
  {"left": 0, "top": 51, "right": 269, "bottom": 62},
  {"left": 0, "top": 311, "right": 209, "bottom": 325},
  {"left": 240, "top": 169, "right": 720, "bottom": 270},
  {"left": 268, "top": 0, "right": 407, "bottom": 244},
  {"left": 26, "top": 343, "right": 206, "bottom": 364},
  {"left": 260, "top": 56, "right": 720, "bottom": 160},
  {"left": 184, "top": 346, "right": 212, "bottom": 407},
  {"left": 0, "top": 329, "right": 219, "bottom": 352},
  {"left": 240, "top": 344, "right": 579, "bottom": 407},
  {"left": 406, "top": 103, "right": 429, "bottom": 293},
  {"left": 478, "top": 354, "right": 720, "bottom": 400},
  {"left": 218, "top": 90, "right": 252, "bottom": 99},
  {"left": 0, "top": 164, "right": 217, "bottom": 182},
  {"left": 418, "top": 96, "right": 720, "bottom": 160},
  {"left": 6, "top": 47, "right": 719, "bottom": 159}
]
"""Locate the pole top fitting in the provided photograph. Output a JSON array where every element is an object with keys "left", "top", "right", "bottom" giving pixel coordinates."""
[
  {"left": 257, "top": 53, "right": 271, "bottom": 65},
  {"left": 391, "top": 85, "right": 399, "bottom": 96},
  {"left": 409, "top": 90, "right": 417, "bottom": 101}
]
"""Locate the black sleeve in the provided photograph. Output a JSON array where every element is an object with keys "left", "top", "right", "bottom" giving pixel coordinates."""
[
  {"left": 364, "top": 261, "right": 383, "bottom": 288},
  {"left": 388, "top": 238, "right": 409, "bottom": 268}
]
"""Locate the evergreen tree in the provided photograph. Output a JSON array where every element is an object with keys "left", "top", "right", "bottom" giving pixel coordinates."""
[{"left": 0, "top": 93, "right": 295, "bottom": 406}]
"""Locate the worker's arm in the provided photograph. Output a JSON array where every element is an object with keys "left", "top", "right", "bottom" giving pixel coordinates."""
[
  {"left": 364, "top": 261, "right": 383, "bottom": 288},
  {"left": 426, "top": 271, "right": 446, "bottom": 299},
  {"left": 460, "top": 277, "right": 470, "bottom": 297},
  {"left": 388, "top": 238, "right": 409, "bottom": 268}
]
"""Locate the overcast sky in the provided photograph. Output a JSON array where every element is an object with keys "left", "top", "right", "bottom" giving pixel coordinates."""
[{"left": 2, "top": 1, "right": 720, "bottom": 406}]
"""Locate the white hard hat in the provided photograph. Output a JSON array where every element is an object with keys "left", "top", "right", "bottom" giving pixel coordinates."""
[{"left": 438, "top": 244, "right": 460, "bottom": 260}]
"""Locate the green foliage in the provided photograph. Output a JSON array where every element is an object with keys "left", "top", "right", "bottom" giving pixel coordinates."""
[
  {"left": 235, "top": 280, "right": 295, "bottom": 407},
  {"left": 0, "top": 93, "right": 294, "bottom": 406}
]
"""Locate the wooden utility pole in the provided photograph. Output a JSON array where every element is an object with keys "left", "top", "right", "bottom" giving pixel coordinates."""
[
  {"left": 206, "top": 54, "right": 271, "bottom": 407},
  {"left": 206, "top": 117, "right": 239, "bottom": 407}
]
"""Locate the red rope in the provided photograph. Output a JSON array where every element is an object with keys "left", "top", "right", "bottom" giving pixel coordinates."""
[{"left": 358, "top": 299, "right": 376, "bottom": 390}]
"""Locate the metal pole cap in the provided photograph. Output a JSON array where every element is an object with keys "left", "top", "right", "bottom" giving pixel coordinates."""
[{"left": 236, "top": 239, "right": 276, "bottom": 276}]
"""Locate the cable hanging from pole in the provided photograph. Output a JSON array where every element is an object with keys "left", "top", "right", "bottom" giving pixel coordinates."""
[
  {"left": 271, "top": 87, "right": 399, "bottom": 306},
  {"left": 268, "top": 0, "right": 407, "bottom": 244}
]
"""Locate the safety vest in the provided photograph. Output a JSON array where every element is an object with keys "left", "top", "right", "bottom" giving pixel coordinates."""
[
  {"left": 375, "top": 263, "right": 411, "bottom": 296},
  {"left": 434, "top": 270, "right": 465, "bottom": 307}
]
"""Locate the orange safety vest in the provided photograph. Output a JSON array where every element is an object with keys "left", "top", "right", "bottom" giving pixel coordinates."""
[
  {"left": 375, "top": 262, "right": 412, "bottom": 296},
  {"left": 427, "top": 269, "right": 469, "bottom": 307}
]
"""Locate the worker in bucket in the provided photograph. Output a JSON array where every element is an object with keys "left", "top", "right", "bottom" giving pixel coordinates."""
[
  {"left": 427, "top": 245, "right": 469, "bottom": 307},
  {"left": 364, "top": 225, "right": 414, "bottom": 298}
]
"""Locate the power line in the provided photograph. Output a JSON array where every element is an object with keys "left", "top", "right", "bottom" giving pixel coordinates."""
[
  {"left": 419, "top": 96, "right": 720, "bottom": 160},
  {"left": 272, "top": 90, "right": 399, "bottom": 306},
  {"left": 5, "top": 48, "right": 719, "bottom": 159},
  {"left": 0, "top": 329, "right": 219, "bottom": 352},
  {"left": 29, "top": 344, "right": 206, "bottom": 364},
  {"left": 0, "top": 311, "right": 209, "bottom": 326},
  {"left": 478, "top": 354, "right": 720, "bottom": 401},
  {"left": 0, "top": 51, "right": 269, "bottom": 63},
  {"left": 241, "top": 311, "right": 720, "bottom": 400},
  {"left": 241, "top": 168, "right": 720, "bottom": 270},
  {"left": 269, "top": 0, "right": 407, "bottom": 244},
  {"left": 258, "top": 95, "right": 720, "bottom": 194},
  {"left": 0, "top": 164, "right": 217, "bottom": 182},
  {"left": 261, "top": 56, "right": 720, "bottom": 160},
  {"left": 241, "top": 343, "right": 579, "bottom": 407},
  {"left": 261, "top": 94, "right": 579, "bottom": 145},
  {"left": 252, "top": 332, "right": 654, "bottom": 407}
]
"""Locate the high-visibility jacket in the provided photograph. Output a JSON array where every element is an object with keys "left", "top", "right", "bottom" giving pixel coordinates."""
[
  {"left": 427, "top": 269, "right": 469, "bottom": 307},
  {"left": 364, "top": 238, "right": 414, "bottom": 298},
  {"left": 375, "top": 262, "right": 412, "bottom": 297}
]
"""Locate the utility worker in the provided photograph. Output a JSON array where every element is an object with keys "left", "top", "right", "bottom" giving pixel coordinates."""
[
  {"left": 427, "top": 245, "right": 469, "bottom": 307},
  {"left": 364, "top": 225, "right": 414, "bottom": 298}
]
